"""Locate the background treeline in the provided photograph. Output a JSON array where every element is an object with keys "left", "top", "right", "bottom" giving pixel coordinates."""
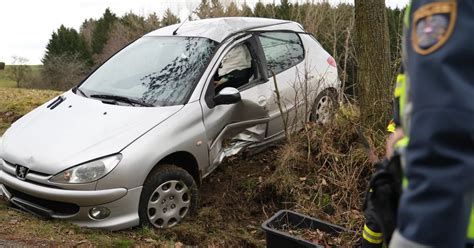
[{"left": 27, "top": 0, "right": 404, "bottom": 93}]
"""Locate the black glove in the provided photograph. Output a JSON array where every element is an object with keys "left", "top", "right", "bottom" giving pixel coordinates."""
[{"left": 363, "top": 155, "right": 402, "bottom": 245}]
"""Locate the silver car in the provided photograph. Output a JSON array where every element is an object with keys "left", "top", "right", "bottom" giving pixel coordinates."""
[{"left": 0, "top": 17, "right": 339, "bottom": 230}]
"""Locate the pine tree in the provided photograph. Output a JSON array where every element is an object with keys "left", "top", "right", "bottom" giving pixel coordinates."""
[
  {"left": 254, "top": 2, "right": 268, "bottom": 17},
  {"left": 276, "top": 0, "right": 292, "bottom": 20},
  {"left": 210, "top": 0, "right": 224, "bottom": 17},
  {"left": 145, "top": 13, "right": 161, "bottom": 31},
  {"left": 91, "top": 8, "right": 117, "bottom": 55},
  {"left": 42, "top": 25, "right": 91, "bottom": 65},
  {"left": 162, "top": 9, "right": 180, "bottom": 26},
  {"left": 264, "top": 3, "right": 277, "bottom": 18},
  {"left": 197, "top": 0, "right": 211, "bottom": 19},
  {"left": 225, "top": 2, "right": 240, "bottom": 17},
  {"left": 241, "top": 2, "right": 253, "bottom": 17}
]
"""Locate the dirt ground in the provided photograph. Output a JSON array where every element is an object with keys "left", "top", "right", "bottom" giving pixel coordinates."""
[
  {"left": 0, "top": 239, "right": 31, "bottom": 248},
  {"left": 156, "top": 149, "right": 282, "bottom": 247}
]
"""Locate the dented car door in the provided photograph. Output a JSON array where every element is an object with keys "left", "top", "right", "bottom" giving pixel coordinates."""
[{"left": 200, "top": 35, "right": 271, "bottom": 176}]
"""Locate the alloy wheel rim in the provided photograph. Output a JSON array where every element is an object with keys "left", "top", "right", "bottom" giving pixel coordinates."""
[
  {"left": 147, "top": 180, "right": 190, "bottom": 228},
  {"left": 314, "top": 95, "right": 333, "bottom": 124}
]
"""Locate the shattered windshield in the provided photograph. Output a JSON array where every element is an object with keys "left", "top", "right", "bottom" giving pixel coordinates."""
[{"left": 79, "top": 36, "right": 217, "bottom": 106}]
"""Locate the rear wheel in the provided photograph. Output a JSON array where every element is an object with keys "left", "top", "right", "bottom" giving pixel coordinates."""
[
  {"left": 139, "top": 164, "right": 198, "bottom": 229},
  {"left": 310, "top": 89, "right": 338, "bottom": 124}
]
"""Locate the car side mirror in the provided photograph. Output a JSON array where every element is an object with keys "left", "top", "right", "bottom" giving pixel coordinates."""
[{"left": 214, "top": 87, "right": 241, "bottom": 105}]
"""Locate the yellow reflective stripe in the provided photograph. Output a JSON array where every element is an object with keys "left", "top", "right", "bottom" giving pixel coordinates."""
[
  {"left": 363, "top": 231, "right": 384, "bottom": 244},
  {"left": 404, "top": 2, "right": 412, "bottom": 27},
  {"left": 402, "top": 177, "right": 409, "bottom": 189},
  {"left": 364, "top": 224, "right": 383, "bottom": 237},
  {"left": 395, "top": 137, "right": 409, "bottom": 148},
  {"left": 387, "top": 122, "right": 396, "bottom": 133},
  {"left": 467, "top": 204, "right": 474, "bottom": 239},
  {"left": 398, "top": 74, "right": 407, "bottom": 119},
  {"left": 397, "top": 74, "right": 406, "bottom": 82},
  {"left": 394, "top": 74, "right": 406, "bottom": 97},
  {"left": 394, "top": 88, "right": 403, "bottom": 98}
]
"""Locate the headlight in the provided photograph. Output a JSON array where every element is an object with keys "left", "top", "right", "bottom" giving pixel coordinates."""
[{"left": 50, "top": 154, "right": 122, "bottom": 184}]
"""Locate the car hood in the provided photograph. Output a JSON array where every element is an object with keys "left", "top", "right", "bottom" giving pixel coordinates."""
[{"left": 0, "top": 91, "right": 183, "bottom": 175}]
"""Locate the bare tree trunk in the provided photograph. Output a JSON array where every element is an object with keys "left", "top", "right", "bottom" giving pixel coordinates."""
[{"left": 355, "top": 0, "right": 391, "bottom": 130}]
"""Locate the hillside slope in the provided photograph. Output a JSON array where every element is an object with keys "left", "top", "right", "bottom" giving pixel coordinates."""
[{"left": 0, "top": 88, "right": 379, "bottom": 247}]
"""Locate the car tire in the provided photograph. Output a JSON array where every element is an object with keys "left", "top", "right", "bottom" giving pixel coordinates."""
[
  {"left": 138, "top": 164, "right": 198, "bottom": 229},
  {"left": 310, "top": 89, "right": 338, "bottom": 124}
]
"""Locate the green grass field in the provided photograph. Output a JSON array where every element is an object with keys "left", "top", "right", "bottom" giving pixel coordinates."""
[{"left": 0, "top": 65, "right": 42, "bottom": 88}]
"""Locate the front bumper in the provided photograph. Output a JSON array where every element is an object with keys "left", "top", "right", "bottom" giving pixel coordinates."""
[
  {"left": 0, "top": 170, "right": 142, "bottom": 230},
  {"left": 0, "top": 170, "right": 126, "bottom": 206}
]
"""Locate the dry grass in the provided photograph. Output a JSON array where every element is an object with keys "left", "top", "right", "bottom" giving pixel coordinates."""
[
  {"left": 255, "top": 104, "right": 386, "bottom": 246},
  {"left": 0, "top": 201, "right": 177, "bottom": 247}
]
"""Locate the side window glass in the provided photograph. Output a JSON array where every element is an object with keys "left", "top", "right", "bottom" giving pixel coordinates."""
[
  {"left": 213, "top": 43, "right": 255, "bottom": 93},
  {"left": 258, "top": 32, "right": 304, "bottom": 75}
]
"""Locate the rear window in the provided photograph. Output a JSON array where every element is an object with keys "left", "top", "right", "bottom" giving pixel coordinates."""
[{"left": 258, "top": 32, "right": 304, "bottom": 75}]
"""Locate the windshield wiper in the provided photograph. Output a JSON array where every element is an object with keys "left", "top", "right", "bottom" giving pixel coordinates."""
[{"left": 90, "top": 94, "right": 153, "bottom": 107}]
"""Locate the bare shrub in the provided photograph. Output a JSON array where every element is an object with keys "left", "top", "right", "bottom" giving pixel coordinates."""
[
  {"left": 80, "top": 19, "right": 96, "bottom": 52},
  {"left": 93, "top": 22, "right": 131, "bottom": 65},
  {"left": 42, "top": 54, "right": 88, "bottom": 90},
  {"left": 21, "top": 70, "right": 44, "bottom": 89},
  {"left": 7, "top": 56, "right": 31, "bottom": 88},
  {"left": 256, "top": 104, "right": 384, "bottom": 246},
  {"left": 94, "top": 13, "right": 160, "bottom": 66}
]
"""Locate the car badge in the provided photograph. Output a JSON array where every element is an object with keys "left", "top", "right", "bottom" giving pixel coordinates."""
[{"left": 16, "top": 165, "right": 29, "bottom": 180}]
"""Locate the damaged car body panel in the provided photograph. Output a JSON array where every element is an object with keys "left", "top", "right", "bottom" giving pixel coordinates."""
[
  {"left": 200, "top": 34, "right": 272, "bottom": 175},
  {"left": 0, "top": 17, "right": 340, "bottom": 230}
]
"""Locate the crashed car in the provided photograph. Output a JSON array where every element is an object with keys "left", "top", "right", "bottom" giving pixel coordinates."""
[{"left": 0, "top": 17, "right": 339, "bottom": 230}]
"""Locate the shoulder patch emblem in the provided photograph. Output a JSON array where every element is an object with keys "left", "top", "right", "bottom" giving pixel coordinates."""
[{"left": 412, "top": 1, "right": 457, "bottom": 55}]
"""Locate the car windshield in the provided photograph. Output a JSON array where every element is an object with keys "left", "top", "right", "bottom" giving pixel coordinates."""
[{"left": 79, "top": 36, "right": 218, "bottom": 106}]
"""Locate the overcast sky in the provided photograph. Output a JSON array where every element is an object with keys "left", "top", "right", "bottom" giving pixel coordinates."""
[{"left": 0, "top": 0, "right": 408, "bottom": 64}]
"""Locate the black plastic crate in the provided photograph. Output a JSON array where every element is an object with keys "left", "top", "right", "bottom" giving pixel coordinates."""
[{"left": 261, "top": 210, "right": 347, "bottom": 248}]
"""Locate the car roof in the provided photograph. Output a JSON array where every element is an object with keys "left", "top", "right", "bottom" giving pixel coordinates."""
[{"left": 145, "top": 17, "right": 305, "bottom": 42}]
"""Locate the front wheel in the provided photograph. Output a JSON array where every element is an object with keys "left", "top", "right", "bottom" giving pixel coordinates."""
[
  {"left": 139, "top": 164, "right": 198, "bottom": 229},
  {"left": 310, "top": 89, "right": 338, "bottom": 124}
]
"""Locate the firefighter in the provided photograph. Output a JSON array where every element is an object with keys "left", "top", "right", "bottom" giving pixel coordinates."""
[
  {"left": 386, "top": 67, "right": 409, "bottom": 159},
  {"left": 361, "top": 68, "right": 407, "bottom": 248},
  {"left": 390, "top": 0, "right": 474, "bottom": 247}
]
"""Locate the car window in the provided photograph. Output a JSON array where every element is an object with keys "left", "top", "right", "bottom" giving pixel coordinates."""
[
  {"left": 258, "top": 32, "right": 304, "bottom": 75},
  {"left": 213, "top": 42, "right": 256, "bottom": 93},
  {"left": 79, "top": 36, "right": 217, "bottom": 106}
]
